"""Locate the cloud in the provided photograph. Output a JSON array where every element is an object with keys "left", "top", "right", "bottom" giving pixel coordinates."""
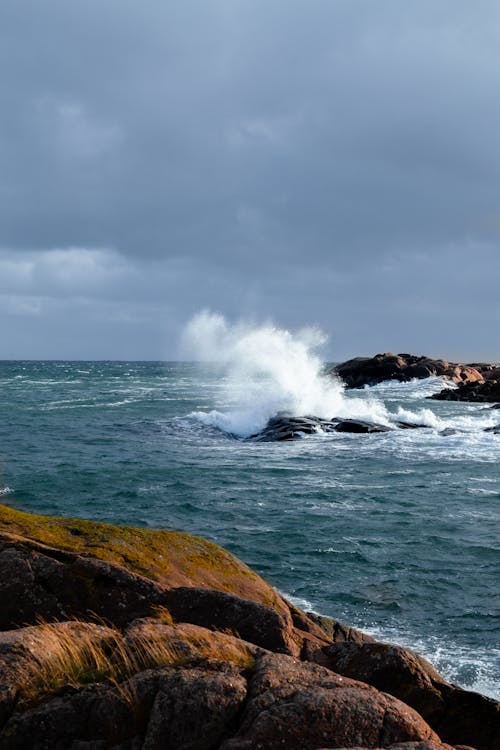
[{"left": 0, "top": 1, "right": 499, "bottom": 358}]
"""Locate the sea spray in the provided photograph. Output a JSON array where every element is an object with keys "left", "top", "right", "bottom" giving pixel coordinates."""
[{"left": 183, "top": 311, "right": 390, "bottom": 436}]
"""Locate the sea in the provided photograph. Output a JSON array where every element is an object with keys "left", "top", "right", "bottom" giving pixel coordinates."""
[{"left": 1, "top": 345, "right": 499, "bottom": 700}]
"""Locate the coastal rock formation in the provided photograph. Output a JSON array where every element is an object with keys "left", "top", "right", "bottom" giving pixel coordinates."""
[
  {"left": 333, "top": 353, "right": 488, "bottom": 389},
  {"left": 0, "top": 503, "right": 499, "bottom": 749},
  {"left": 220, "top": 654, "right": 440, "bottom": 750},
  {"left": 429, "top": 379, "right": 500, "bottom": 404},
  {"left": 321, "top": 641, "right": 500, "bottom": 750},
  {"left": 248, "top": 414, "right": 425, "bottom": 441}
]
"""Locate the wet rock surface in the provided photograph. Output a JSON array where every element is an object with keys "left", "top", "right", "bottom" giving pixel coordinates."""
[
  {"left": 0, "top": 504, "right": 499, "bottom": 749},
  {"left": 333, "top": 353, "right": 490, "bottom": 389},
  {"left": 429, "top": 379, "right": 500, "bottom": 403},
  {"left": 248, "top": 414, "right": 426, "bottom": 441}
]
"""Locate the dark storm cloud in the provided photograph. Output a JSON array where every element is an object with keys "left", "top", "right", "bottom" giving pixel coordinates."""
[{"left": 1, "top": 1, "right": 499, "bottom": 358}]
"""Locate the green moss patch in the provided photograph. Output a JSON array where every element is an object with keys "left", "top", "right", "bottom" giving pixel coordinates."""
[{"left": 0, "top": 503, "right": 285, "bottom": 612}]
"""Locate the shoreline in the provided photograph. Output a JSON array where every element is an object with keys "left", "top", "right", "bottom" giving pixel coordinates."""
[{"left": 1, "top": 501, "right": 499, "bottom": 749}]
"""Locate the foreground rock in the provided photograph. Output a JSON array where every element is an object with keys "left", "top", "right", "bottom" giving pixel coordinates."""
[
  {"left": 0, "top": 503, "right": 499, "bottom": 749},
  {"left": 0, "top": 502, "right": 287, "bottom": 618},
  {"left": 1, "top": 653, "right": 447, "bottom": 750},
  {"left": 321, "top": 641, "right": 500, "bottom": 750},
  {"left": 334, "top": 353, "right": 489, "bottom": 389}
]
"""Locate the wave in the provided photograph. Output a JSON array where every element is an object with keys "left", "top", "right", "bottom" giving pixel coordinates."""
[
  {"left": 184, "top": 312, "right": 393, "bottom": 437},
  {"left": 184, "top": 313, "right": 500, "bottom": 439},
  {"left": 366, "top": 625, "right": 500, "bottom": 701}
]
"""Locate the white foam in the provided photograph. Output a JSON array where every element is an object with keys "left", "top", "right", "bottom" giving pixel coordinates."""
[
  {"left": 366, "top": 625, "right": 500, "bottom": 700},
  {"left": 0, "top": 486, "right": 13, "bottom": 496},
  {"left": 184, "top": 312, "right": 391, "bottom": 437}
]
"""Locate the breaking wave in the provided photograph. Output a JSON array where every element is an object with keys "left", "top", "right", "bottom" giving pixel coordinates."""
[
  {"left": 183, "top": 312, "right": 499, "bottom": 439},
  {"left": 184, "top": 312, "right": 394, "bottom": 436}
]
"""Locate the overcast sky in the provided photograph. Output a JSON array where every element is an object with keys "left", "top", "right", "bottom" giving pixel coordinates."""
[{"left": 1, "top": 0, "right": 499, "bottom": 360}]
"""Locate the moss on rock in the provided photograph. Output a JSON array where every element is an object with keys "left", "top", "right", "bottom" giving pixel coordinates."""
[{"left": 0, "top": 503, "right": 284, "bottom": 612}]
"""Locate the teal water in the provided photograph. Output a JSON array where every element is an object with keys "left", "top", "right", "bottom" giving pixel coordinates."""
[{"left": 0, "top": 360, "right": 499, "bottom": 699}]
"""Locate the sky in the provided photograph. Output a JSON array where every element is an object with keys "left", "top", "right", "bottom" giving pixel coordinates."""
[{"left": 1, "top": 0, "right": 499, "bottom": 361}]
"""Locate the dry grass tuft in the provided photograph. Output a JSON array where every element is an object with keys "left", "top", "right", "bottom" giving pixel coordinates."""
[
  {"left": 18, "top": 619, "right": 255, "bottom": 706},
  {"left": 151, "top": 605, "right": 176, "bottom": 625},
  {"left": 21, "top": 622, "right": 188, "bottom": 705}
]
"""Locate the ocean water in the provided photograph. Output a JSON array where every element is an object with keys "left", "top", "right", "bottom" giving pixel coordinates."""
[{"left": 0, "top": 357, "right": 499, "bottom": 700}]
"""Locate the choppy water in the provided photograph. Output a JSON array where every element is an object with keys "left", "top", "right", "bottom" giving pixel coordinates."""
[{"left": 0, "top": 360, "right": 499, "bottom": 699}]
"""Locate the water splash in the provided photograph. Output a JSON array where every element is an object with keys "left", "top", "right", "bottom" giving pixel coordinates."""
[{"left": 183, "top": 311, "right": 389, "bottom": 436}]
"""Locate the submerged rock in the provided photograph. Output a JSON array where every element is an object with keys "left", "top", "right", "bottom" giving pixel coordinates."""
[{"left": 333, "top": 353, "right": 488, "bottom": 389}]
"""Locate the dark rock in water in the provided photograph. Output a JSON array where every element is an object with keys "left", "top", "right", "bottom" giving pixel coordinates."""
[
  {"left": 430, "top": 379, "right": 500, "bottom": 403},
  {"left": 439, "top": 428, "right": 459, "bottom": 436},
  {"left": 333, "top": 418, "right": 392, "bottom": 433},
  {"left": 484, "top": 425, "right": 500, "bottom": 434},
  {"left": 248, "top": 415, "right": 390, "bottom": 441},
  {"left": 333, "top": 353, "right": 488, "bottom": 389},
  {"left": 394, "top": 420, "right": 428, "bottom": 430},
  {"left": 248, "top": 415, "right": 430, "bottom": 441},
  {"left": 248, "top": 415, "right": 337, "bottom": 441}
]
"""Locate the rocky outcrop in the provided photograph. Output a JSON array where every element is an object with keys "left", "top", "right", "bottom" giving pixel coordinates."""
[
  {"left": 320, "top": 641, "right": 500, "bottom": 750},
  {"left": 0, "top": 534, "right": 171, "bottom": 629},
  {"left": 163, "top": 587, "right": 302, "bottom": 656},
  {"left": 334, "top": 354, "right": 489, "bottom": 389},
  {"left": 0, "top": 502, "right": 285, "bottom": 611},
  {"left": 1, "top": 652, "right": 447, "bottom": 750},
  {"left": 0, "top": 503, "right": 499, "bottom": 750},
  {"left": 429, "top": 379, "right": 500, "bottom": 403},
  {"left": 220, "top": 653, "right": 441, "bottom": 750},
  {"left": 248, "top": 414, "right": 425, "bottom": 441}
]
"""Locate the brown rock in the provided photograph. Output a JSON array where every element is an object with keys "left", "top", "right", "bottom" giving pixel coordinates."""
[
  {"left": 0, "top": 535, "right": 170, "bottom": 629},
  {"left": 430, "top": 379, "right": 500, "bottom": 403},
  {"left": 322, "top": 641, "right": 500, "bottom": 750},
  {"left": 221, "top": 652, "right": 440, "bottom": 749},
  {"left": 163, "top": 586, "right": 302, "bottom": 656},
  {"left": 304, "top": 610, "right": 375, "bottom": 644},
  {"left": 0, "top": 502, "right": 288, "bottom": 613},
  {"left": 142, "top": 663, "right": 247, "bottom": 749},
  {"left": 334, "top": 354, "right": 485, "bottom": 389},
  {"left": 0, "top": 663, "right": 248, "bottom": 750},
  {"left": 123, "top": 618, "right": 258, "bottom": 668}
]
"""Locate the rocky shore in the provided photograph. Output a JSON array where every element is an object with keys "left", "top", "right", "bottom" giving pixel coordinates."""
[
  {"left": 332, "top": 353, "right": 500, "bottom": 403},
  {"left": 0, "top": 503, "right": 499, "bottom": 749}
]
